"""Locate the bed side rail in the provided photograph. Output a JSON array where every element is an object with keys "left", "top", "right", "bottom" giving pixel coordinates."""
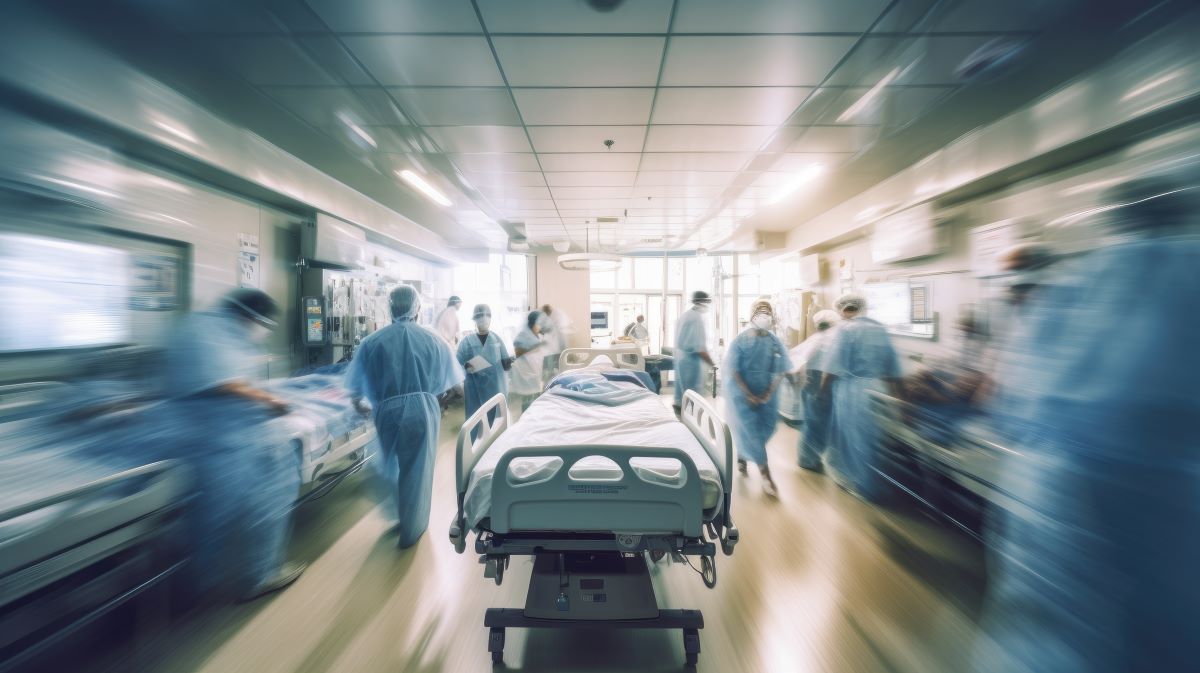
[
  {"left": 490, "top": 444, "right": 705, "bottom": 538},
  {"left": 559, "top": 347, "right": 645, "bottom": 372},
  {"left": 451, "top": 393, "right": 509, "bottom": 552},
  {"left": 0, "top": 461, "right": 183, "bottom": 525},
  {"left": 680, "top": 390, "right": 738, "bottom": 554}
]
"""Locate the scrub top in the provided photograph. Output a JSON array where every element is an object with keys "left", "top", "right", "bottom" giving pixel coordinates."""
[{"left": 163, "top": 308, "right": 263, "bottom": 398}]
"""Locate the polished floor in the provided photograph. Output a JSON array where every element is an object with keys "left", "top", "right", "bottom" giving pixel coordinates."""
[{"left": 92, "top": 395, "right": 987, "bottom": 673}]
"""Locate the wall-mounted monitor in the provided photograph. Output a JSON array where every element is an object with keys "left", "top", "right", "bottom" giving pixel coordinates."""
[
  {"left": 590, "top": 311, "right": 609, "bottom": 330},
  {"left": 870, "top": 203, "right": 941, "bottom": 264}
]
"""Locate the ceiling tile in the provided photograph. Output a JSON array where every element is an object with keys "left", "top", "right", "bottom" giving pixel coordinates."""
[
  {"left": 639, "top": 152, "right": 752, "bottom": 171},
  {"left": 343, "top": 36, "right": 503, "bottom": 86},
  {"left": 662, "top": 36, "right": 856, "bottom": 86},
  {"left": 477, "top": 0, "right": 673, "bottom": 32},
  {"left": 930, "top": 0, "right": 1065, "bottom": 31},
  {"left": 827, "top": 36, "right": 1002, "bottom": 87},
  {"left": 528, "top": 126, "right": 647, "bottom": 154},
  {"left": 263, "top": 87, "right": 409, "bottom": 127},
  {"left": 425, "top": 126, "right": 532, "bottom": 153},
  {"left": 788, "top": 125, "right": 880, "bottom": 153},
  {"left": 652, "top": 87, "right": 813, "bottom": 125},
  {"left": 537, "top": 153, "right": 642, "bottom": 172},
  {"left": 463, "top": 172, "right": 547, "bottom": 188},
  {"left": 478, "top": 185, "right": 554, "bottom": 200},
  {"left": 550, "top": 186, "right": 634, "bottom": 200},
  {"left": 545, "top": 172, "right": 638, "bottom": 187},
  {"left": 634, "top": 171, "right": 736, "bottom": 186},
  {"left": 493, "top": 37, "right": 665, "bottom": 86},
  {"left": 673, "top": 0, "right": 891, "bottom": 33},
  {"left": 631, "top": 184, "right": 724, "bottom": 198},
  {"left": 449, "top": 153, "right": 541, "bottom": 172},
  {"left": 308, "top": 0, "right": 481, "bottom": 32},
  {"left": 495, "top": 198, "right": 557, "bottom": 211},
  {"left": 553, "top": 199, "right": 635, "bottom": 211},
  {"left": 772, "top": 153, "right": 855, "bottom": 171},
  {"left": 813, "top": 86, "right": 954, "bottom": 127},
  {"left": 520, "top": 217, "right": 564, "bottom": 225},
  {"left": 643, "top": 125, "right": 776, "bottom": 152},
  {"left": 389, "top": 88, "right": 521, "bottom": 125},
  {"left": 513, "top": 89, "right": 655, "bottom": 126}
]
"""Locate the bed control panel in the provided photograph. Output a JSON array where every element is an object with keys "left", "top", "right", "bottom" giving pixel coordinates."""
[{"left": 525, "top": 552, "right": 658, "bottom": 620}]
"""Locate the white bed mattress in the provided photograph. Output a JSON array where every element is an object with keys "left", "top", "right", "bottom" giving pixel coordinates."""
[{"left": 464, "top": 382, "right": 723, "bottom": 530}]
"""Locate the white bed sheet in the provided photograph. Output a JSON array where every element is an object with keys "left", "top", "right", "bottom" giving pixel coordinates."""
[{"left": 464, "top": 382, "right": 723, "bottom": 530}]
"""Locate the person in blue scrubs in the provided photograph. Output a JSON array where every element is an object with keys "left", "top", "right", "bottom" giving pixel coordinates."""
[
  {"left": 456, "top": 304, "right": 512, "bottom": 437},
  {"left": 820, "top": 293, "right": 903, "bottom": 500},
  {"left": 974, "top": 178, "right": 1200, "bottom": 673},
  {"left": 673, "top": 291, "right": 715, "bottom": 414},
  {"left": 725, "top": 300, "right": 791, "bottom": 496},
  {"left": 162, "top": 288, "right": 304, "bottom": 602},
  {"left": 346, "top": 285, "right": 463, "bottom": 548},
  {"left": 794, "top": 309, "right": 840, "bottom": 472}
]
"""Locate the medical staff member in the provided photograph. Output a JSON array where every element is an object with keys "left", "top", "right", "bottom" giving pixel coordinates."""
[
  {"left": 510, "top": 310, "right": 545, "bottom": 413},
  {"left": 456, "top": 304, "right": 511, "bottom": 434},
  {"left": 539, "top": 304, "right": 570, "bottom": 383},
  {"left": 673, "top": 291, "right": 715, "bottom": 414},
  {"left": 162, "top": 288, "right": 304, "bottom": 602},
  {"left": 346, "top": 285, "right": 463, "bottom": 548},
  {"left": 973, "top": 178, "right": 1200, "bottom": 673},
  {"left": 820, "top": 292, "right": 902, "bottom": 499},
  {"left": 434, "top": 295, "right": 463, "bottom": 345},
  {"left": 725, "top": 300, "right": 791, "bottom": 497},
  {"left": 793, "top": 309, "right": 840, "bottom": 472},
  {"left": 623, "top": 314, "right": 650, "bottom": 342}
]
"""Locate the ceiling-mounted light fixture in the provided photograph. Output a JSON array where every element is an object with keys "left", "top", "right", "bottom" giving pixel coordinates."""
[
  {"left": 558, "top": 227, "right": 621, "bottom": 270},
  {"left": 337, "top": 111, "right": 378, "bottom": 149},
  {"left": 765, "top": 163, "right": 826, "bottom": 205},
  {"left": 837, "top": 67, "right": 902, "bottom": 122},
  {"left": 552, "top": 241, "right": 571, "bottom": 253},
  {"left": 398, "top": 169, "right": 452, "bottom": 207}
]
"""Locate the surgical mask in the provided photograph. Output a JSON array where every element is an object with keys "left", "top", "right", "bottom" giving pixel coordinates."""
[
  {"left": 694, "top": 304, "right": 709, "bottom": 313},
  {"left": 475, "top": 316, "right": 491, "bottom": 331},
  {"left": 751, "top": 314, "right": 773, "bottom": 330}
]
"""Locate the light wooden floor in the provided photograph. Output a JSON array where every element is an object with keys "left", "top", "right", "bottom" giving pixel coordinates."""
[{"left": 94, "top": 396, "right": 988, "bottom": 673}]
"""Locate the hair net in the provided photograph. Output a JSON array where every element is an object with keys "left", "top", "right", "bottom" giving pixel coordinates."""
[
  {"left": 448, "top": 295, "right": 462, "bottom": 305},
  {"left": 812, "top": 309, "right": 840, "bottom": 329},
  {"left": 750, "top": 299, "right": 774, "bottom": 317},
  {"left": 691, "top": 290, "right": 711, "bottom": 305},
  {"left": 999, "top": 242, "right": 1054, "bottom": 272},
  {"left": 834, "top": 292, "right": 866, "bottom": 313},
  {"left": 223, "top": 288, "right": 279, "bottom": 328},
  {"left": 527, "top": 310, "right": 543, "bottom": 330},
  {"left": 390, "top": 285, "right": 420, "bottom": 320},
  {"left": 472, "top": 303, "right": 491, "bottom": 319}
]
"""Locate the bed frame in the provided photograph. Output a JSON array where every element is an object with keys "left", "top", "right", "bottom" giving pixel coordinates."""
[{"left": 448, "top": 348, "right": 738, "bottom": 666}]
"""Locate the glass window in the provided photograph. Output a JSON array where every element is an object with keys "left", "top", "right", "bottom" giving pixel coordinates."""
[
  {"left": 633, "top": 257, "right": 662, "bottom": 291},
  {"left": 666, "top": 258, "right": 684, "bottom": 291},
  {"left": 617, "top": 259, "right": 633, "bottom": 289},
  {"left": 736, "top": 253, "right": 760, "bottom": 295},
  {"left": 590, "top": 265, "right": 616, "bottom": 291}
]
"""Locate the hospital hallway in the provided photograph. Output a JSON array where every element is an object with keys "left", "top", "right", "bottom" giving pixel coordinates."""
[{"left": 82, "top": 395, "right": 986, "bottom": 673}]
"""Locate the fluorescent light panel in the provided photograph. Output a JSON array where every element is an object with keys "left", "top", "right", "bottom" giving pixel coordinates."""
[{"left": 399, "top": 169, "right": 453, "bottom": 207}]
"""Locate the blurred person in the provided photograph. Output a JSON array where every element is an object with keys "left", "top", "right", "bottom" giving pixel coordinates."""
[
  {"left": 974, "top": 178, "right": 1200, "bottom": 673},
  {"left": 623, "top": 314, "right": 650, "bottom": 342},
  {"left": 674, "top": 291, "right": 715, "bottom": 414},
  {"left": 539, "top": 304, "right": 570, "bottom": 382},
  {"left": 434, "top": 295, "right": 463, "bottom": 345},
  {"left": 725, "top": 300, "right": 791, "bottom": 497},
  {"left": 346, "top": 285, "right": 463, "bottom": 548},
  {"left": 791, "top": 309, "right": 840, "bottom": 473},
  {"left": 456, "top": 304, "right": 512, "bottom": 437},
  {"left": 510, "top": 310, "right": 546, "bottom": 413},
  {"left": 821, "top": 292, "right": 903, "bottom": 499},
  {"left": 162, "top": 288, "right": 304, "bottom": 602}
]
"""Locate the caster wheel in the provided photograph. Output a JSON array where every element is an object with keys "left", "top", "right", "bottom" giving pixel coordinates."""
[
  {"left": 685, "top": 652, "right": 698, "bottom": 666},
  {"left": 491, "top": 650, "right": 503, "bottom": 664}
]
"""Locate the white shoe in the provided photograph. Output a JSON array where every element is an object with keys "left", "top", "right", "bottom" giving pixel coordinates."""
[{"left": 239, "top": 562, "right": 306, "bottom": 602}]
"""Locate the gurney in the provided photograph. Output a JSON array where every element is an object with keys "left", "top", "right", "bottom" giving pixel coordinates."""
[{"left": 449, "top": 347, "right": 737, "bottom": 666}]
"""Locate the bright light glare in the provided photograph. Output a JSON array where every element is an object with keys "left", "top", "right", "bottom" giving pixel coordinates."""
[
  {"left": 399, "top": 169, "right": 452, "bottom": 207},
  {"left": 765, "top": 164, "right": 826, "bottom": 205},
  {"left": 337, "top": 111, "right": 378, "bottom": 149},
  {"left": 837, "top": 67, "right": 902, "bottom": 122},
  {"left": 1120, "top": 70, "right": 1182, "bottom": 101},
  {"left": 152, "top": 119, "right": 197, "bottom": 144}
]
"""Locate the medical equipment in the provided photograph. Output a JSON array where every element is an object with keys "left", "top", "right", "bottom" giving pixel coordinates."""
[{"left": 449, "top": 347, "right": 737, "bottom": 665}]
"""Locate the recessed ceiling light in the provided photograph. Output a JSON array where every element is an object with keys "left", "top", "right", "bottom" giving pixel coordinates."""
[
  {"left": 398, "top": 169, "right": 452, "bottom": 207},
  {"left": 837, "top": 67, "right": 902, "bottom": 122},
  {"left": 765, "top": 164, "right": 826, "bottom": 205}
]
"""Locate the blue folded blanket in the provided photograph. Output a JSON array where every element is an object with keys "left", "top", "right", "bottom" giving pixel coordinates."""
[{"left": 544, "top": 370, "right": 655, "bottom": 406}]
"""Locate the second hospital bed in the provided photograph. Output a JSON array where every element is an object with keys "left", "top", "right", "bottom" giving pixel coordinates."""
[{"left": 449, "top": 347, "right": 738, "bottom": 666}]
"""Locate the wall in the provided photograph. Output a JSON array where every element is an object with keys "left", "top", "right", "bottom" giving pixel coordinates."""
[{"left": 532, "top": 254, "right": 591, "bottom": 350}]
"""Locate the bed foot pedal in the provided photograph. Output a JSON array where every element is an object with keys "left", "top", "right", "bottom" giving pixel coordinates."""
[
  {"left": 683, "top": 627, "right": 701, "bottom": 666},
  {"left": 488, "top": 627, "right": 505, "bottom": 663}
]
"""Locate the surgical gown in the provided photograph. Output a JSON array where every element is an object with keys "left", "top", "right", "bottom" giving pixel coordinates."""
[
  {"left": 673, "top": 308, "right": 709, "bottom": 408},
  {"left": 724, "top": 329, "right": 791, "bottom": 465},
  {"left": 824, "top": 316, "right": 900, "bottom": 498},
  {"left": 456, "top": 332, "right": 510, "bottom": 433},
  {"left": 346, "top": 318, "right": 463, "bottom": 547},
  {"left": 510, "top": 327, "right": 544, "bottom": 396},
  {"left": 793, "top": 329, "right": 835, "bottom": 470},
  {"left": 974, "top": 235, "right": 1200, "bottom": 673},
  {"left": 161, "top": 309, "right": 298, "bottom": 601}
]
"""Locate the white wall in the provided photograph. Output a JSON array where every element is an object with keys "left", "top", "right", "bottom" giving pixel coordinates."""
[{"left": 532, "top": 253, "right": 591, "bottom": 349}]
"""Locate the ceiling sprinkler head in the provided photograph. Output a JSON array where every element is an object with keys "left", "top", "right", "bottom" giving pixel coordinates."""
[{"left": 603, "top": 139, "right": 615, "bottom": 150}]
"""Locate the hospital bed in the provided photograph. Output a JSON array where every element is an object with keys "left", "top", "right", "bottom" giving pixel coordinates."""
[
  {"left": 868, "top": 390, "right": 1023, "bottom": 541},
  {"left": 0, "top": 383, "right": 189, "bottom": 671},
  {"left": 449, "top": 347, "right": 737, "bottom": 666}
]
